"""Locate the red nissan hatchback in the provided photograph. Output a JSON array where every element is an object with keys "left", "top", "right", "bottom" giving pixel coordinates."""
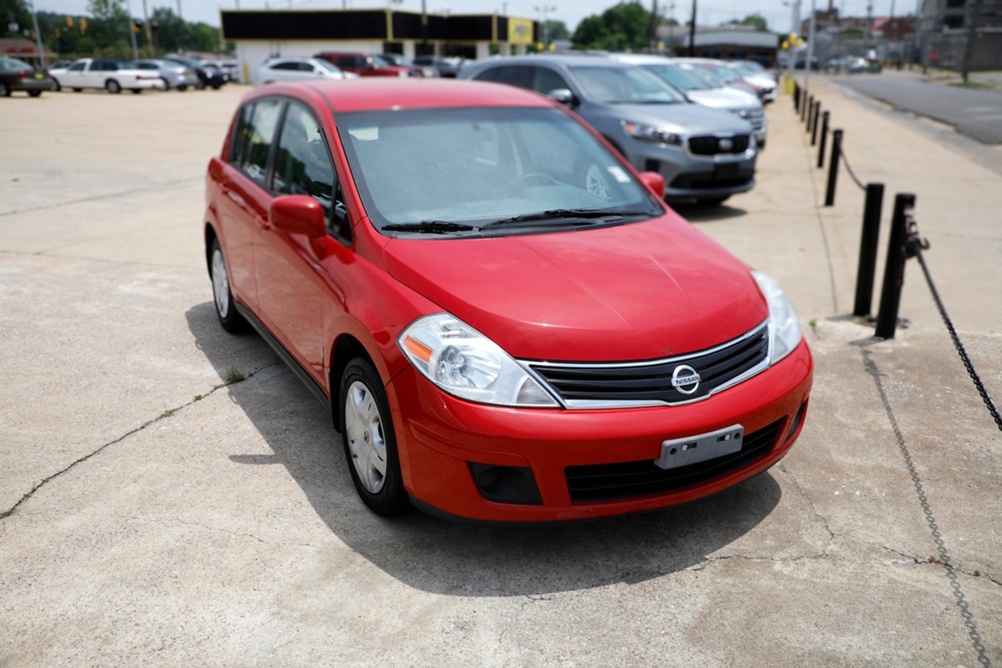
[{"left": 204, "top": 79, "right": 812, "bottom": 522}]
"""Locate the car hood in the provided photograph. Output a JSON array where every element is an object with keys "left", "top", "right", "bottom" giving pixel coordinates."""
[
  {"left": 383, "top": 215, "right": 767, "bottom": 362},
  {"left": 609, "top": 102, "right": 753, "bottom": 135}
]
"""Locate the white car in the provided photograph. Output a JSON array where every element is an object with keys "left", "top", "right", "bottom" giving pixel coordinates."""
[
  {"left": 133, "top": 58, "right": 200, "bottom": 91},
  {"left": 253, "top": 57, "right": 356, "bottom": 85},
  {"left": 611, "top": 54, "right": 768, "bottom": 148},
  {"left": 50, "top": 58, "right": 162, "bottom": 94}
]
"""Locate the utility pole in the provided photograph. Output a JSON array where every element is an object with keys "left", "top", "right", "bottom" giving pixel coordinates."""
[
  {"left": 28, "top": 0, "right": 45, "bottom": 67},
  {"left": 176, "top": 0, "right": 184, "bottom": 53},
  {"left": 688, "top": 0, "right": 696, "bottom": 57},
  {"left": 142, "top": 0, "right": 154, "bottom": 57},
  {"left": 962, "top": 0, "right": 983, "bottom": 83}
]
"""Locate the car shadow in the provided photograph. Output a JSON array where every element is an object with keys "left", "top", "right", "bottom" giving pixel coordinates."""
[
  {"left": 187, "top": 301, "right": 783, "bottom": 597},
  {"left": 671, "top": 202, "right": 749, "bottom": 223}
]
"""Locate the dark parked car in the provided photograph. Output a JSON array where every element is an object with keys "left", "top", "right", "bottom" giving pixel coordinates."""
[
  {"left": 161, "top": 55, "right": 228, "bottom": 89},
  {"left": 413, "top": 55, "right": 464, "bottom": 78},
  {"left": 0, "top": 56, "right": 54, "bottom": 97}
]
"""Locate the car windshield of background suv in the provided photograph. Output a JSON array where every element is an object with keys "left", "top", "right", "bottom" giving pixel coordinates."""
[
  {"left": 338, "top": 106, "right": 662, "bottom": 235},
  {"left": 569, "top": 66, "right": 687, "bottom": 105}
]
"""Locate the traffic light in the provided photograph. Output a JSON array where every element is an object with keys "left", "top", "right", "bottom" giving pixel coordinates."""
[
  {"left": 80, "top": 17, "right": 87, "bottom": 34},
  {"left": 66, "top": 16, "right": 73, "bottom": 28},
  {"left": 133, "top": 20, "right": 142, "bottom": 32}
]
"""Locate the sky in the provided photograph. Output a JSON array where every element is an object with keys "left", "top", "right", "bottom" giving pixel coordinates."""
[{"left": 31, "top": 0, "right": 921, "bottom": 33}]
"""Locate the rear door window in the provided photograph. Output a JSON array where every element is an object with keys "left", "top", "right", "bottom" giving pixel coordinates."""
[{"left": 231, "top": 98, "right": 284, "bottom": 186}]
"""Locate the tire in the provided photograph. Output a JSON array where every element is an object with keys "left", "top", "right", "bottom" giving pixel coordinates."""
[
  {"left": 0, "top": 82, "right": 10, "bottom": 97},
  {"left": 51, "top": 78, "right": 61, "bottom": 91},
  {"left": 177, "top": 84, "right": 187, "bottom": 92},
  {"left": 72, "top": 88, "right": 82, "bottom": 92},
  {"left": 106, "top": 79, "right": 122, "bottom": 94},
  {"left": 28, "top": 90, "right": 42, "bottom": 97},
  {"left": 130, "top": 89, "right": 142, "bottom": 94},
  {"left": 339, "top": 359, "right": 408, "bottom": 516},
  {"left": 209, "top": 238, "right": 247, "bottom": 334},
  {"left": 160, "top": 77, "right": 170, "bottom": 90}
]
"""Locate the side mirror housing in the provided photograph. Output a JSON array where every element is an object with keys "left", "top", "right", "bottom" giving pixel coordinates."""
[
  {"left": 271, "top": 195, "right": 327, "bottom": 238},
  {"left": 547, "top": 88, "right": 578, "bottom": 107},
  {"left": 638, "top": 171, "right": 666, "bottom": 199}
]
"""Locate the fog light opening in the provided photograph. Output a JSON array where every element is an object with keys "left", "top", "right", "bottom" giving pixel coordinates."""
[
  {"left": 468, "top": 463, "right": 543, "bottom": 505},
  {"left": 786, "top": 400, "right": 808, "bottom": 441}
]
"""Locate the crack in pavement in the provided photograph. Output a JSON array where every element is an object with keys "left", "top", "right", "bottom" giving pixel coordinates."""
[
  {"left": 0, "top": 178, "right": 202, "bottom": 219},
  {"left": 0, "top": 363, "right": 279, "bottom": 522},
  {"left": 777, "top": 462, "right": 837, "bottom": 552}
]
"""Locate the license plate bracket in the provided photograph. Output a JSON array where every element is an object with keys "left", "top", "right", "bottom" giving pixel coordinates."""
[{"left": 654, "top": 425, "right": 744, "bottom": 470}]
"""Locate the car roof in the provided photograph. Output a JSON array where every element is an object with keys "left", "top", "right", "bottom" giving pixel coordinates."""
[
  {"left": 245, "top": 78, "right": 556, "bottom": 113},
  {"left": 471, "top": 53, "right": 628, "bottom": 68}
]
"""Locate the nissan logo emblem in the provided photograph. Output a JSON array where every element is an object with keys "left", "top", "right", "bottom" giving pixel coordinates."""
[{"left": 671, "top": 364, "right": 701, "bottom": 395}]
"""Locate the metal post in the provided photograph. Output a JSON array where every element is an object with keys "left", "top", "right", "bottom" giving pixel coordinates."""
[
  {"left": 794, "top": 82, "right": 801, "bottom": 111},
  {"left": 802, "top": 93, "right": 810, "bottom": 122},
  {"left": 875, "top": 194, "right": 917, "bottom": 339},
  {"left": 811, "top": 101, "right": 821, "bottom": 145},
  {"left": 817, "top": 110, "right": 829, "bottom": 168},
  {"left": 853, "top": 183, "right": 885, "bottom": 317},
  {"left": 824, "top": 129, "right": 842, "bottom": 206}
]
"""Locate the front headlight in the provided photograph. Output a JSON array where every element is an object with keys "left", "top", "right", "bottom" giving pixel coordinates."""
[
  {"left": 622, "top": 120, "right": 684, "bottom": 147},
  {"left": 752, "top": 271, "right": 802, "bottom": 364},
  {"left": 398, "top": 314, "right": 559, "bottom": 407}
]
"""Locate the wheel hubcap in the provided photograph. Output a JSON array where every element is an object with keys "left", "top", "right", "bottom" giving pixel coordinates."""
[
  {"left": 211, "top": 248, "right": 230, "bottom": 318},
  {"left": 344, "top": 380, "right": 387, "bottom": 494}
]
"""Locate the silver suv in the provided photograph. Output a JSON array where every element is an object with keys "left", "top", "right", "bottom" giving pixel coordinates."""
[{"left": 460, "top": 54, "right": 756, "bottom": 205}]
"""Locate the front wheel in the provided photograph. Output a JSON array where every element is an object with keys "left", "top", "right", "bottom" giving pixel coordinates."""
[
  {"left": 340, "top": 359, "right": 408, "bottom": 516},
  {"left": 209, "top": 238, "right": 247, "bottom": 333}
]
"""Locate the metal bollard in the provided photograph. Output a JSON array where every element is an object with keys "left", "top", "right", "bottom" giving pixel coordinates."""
[
  {"left": 807, "top": 99, "right": 816, "bottom": 134},
  {"left": 875, "top": 194, "right": 917, "bottom": 339},
  {"left": 811, "top": 102, "right": 821, "bottom": 146},
  {"left": 802, "top": 93, "right": 811, "bottom": 123},
  {"left": 794, "top": 83, "right": 801, "bottom": 111},
  {"left": 853, "top": 183, "right": 885, "bottom": 317},
  {"left": 824, "top": 129, "right": 842, "bottom": 207},
  {"left": 817, "top": 111, "right": 830, "bottom": 169}
]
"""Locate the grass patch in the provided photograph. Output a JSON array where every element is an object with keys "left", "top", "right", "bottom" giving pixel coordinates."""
[
  {"left": 225, "top": 365, "right": 246, "bottom": 383},
  {"left": 159, "top": 408, "right": 177, "bottom": 419},
  {"left": 949, "top": 81, "right": 988, "bottom": 89}
]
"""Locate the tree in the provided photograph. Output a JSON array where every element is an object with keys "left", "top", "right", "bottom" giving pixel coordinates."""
[
  {"left": 2, "top": 0, "right": 32, "bottom": 38},
  {"left": 542, "top": 19, "right": 569, "bottom": 42},
  {"left": 724, "top": 14, "right": 769, "bottom": 32},
  {"left": 572, "top": 1, "right": 652, "bottom": 51}
]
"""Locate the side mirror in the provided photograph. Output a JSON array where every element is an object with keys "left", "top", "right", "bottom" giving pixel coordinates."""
[
  {"left": 271, "top": 195, "right": 327, "bottom": 238},
  {"left": 638, "top": 171, "right": 665, "bottom": 199},
  {"left": 546, "top": 88, "right": 578, "bottom": 107}
]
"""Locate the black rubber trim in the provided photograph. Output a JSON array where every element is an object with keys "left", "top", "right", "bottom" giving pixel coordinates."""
[{"left": 234, "top": 302, "right": 330, "bottom": 408}]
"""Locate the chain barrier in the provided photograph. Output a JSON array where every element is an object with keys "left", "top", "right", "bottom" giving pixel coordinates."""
[
  {"left": 905, "top": 218, "right": 1002, "bottom": 433},
  {"left": 839, "top": 150, "right": 867, "bottom": 192}
]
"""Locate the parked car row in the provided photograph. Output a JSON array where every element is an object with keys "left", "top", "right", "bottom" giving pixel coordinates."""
[
  {"left": 0, "top": 55, "right": 55, "bottom": 97},
  {"left": 204, "top": 76, "right": 812, "bottom": 523},
  {"left": 41, "top": 56, "right": 231, "bottom": 94}
]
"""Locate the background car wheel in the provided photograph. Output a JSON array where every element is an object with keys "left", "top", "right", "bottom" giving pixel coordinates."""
[
  {"left": 0, "top": 82, "right": 10, "bottom": 97},
  {"left": 160, "top": 77, "right": 170, "bottom": 90},
  {"left": 72, "top": 87, "right": 82, "bottom": 92},
  {"left": 105, "top": 79, "right": 121, "bottom": 94},
  {"left": 177, "top": 84, "right": 187, "bottom": 91},
  {"left": 28, "top": 90, "right": 42, "bottom": 97},
  {"left": 339, "top": 359, "right": 408, "bottom": 516},
  {"left": 130, "top": 89, "right": 142, "bottom": 94},
  {"left": 209, "top": 238, "right": 247, "bottom": 333},
  {"left": 51, "top": 78, "right": 61, "bottom": 91}
]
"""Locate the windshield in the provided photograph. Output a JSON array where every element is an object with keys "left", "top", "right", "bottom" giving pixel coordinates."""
[
  {"left": 338, "top": 107, "right": 662, "bottom": 236},
  {"left": 570, "top": 66, "right": 686, "bottom": 104},
  {"left": 643, "top": 63, "right": 709, "bottom": 92},
  {"left": 370, "top": 54, "right": 392, "bottom": 67},
  {"left": 315, "top": 59, "right": 341, "bottom": 73},
  {"left": 706, "top": 65, "right": 740, "bottom": 83}
]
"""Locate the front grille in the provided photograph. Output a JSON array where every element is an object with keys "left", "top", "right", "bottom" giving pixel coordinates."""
[
  {"left": 669, "top": 172, "right": 754, "bottom": 190},
  {"left": 565, "top": 419, "right": 783, "bottom": 503},
  {"left": 688, "top": 134, "right": 751, "bottom": 155},
  {"left": 528, "top": 322, "right": 768, "bottom": 408}
]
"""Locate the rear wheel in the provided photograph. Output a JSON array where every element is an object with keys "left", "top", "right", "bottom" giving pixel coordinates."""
[
  {"left": 339, "top": 359, "right": 408, "bottom": 516},
  {"left": 130, "top": 88, "right": 142, "bottom": 94},
  {"left": 105, "top": 79, "right": 121, "bottom": 94},
  {"left": 209, "top": 238, "right": 247, "bottom": 333},
  {"left": 28, "top": 90, "right": 42, "bottom": 97}
]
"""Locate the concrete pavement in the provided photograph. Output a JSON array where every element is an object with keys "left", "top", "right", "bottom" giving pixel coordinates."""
[{"left": 1, "top": 79, "right": 1000, "bottom": 666}]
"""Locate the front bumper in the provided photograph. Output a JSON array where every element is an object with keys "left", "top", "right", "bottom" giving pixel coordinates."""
[
  {"left": 625, "top": 140, "right": 757, "bottom": 201},
  {"left": 386, "top": 339, "right": 813, "bottom": 522}
]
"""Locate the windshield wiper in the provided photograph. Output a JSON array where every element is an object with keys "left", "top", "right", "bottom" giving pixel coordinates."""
[
  {"left": 484, "top": 208, "right": 654, "bottom": 228},
  {"left": 382, "top": 220, "right": 478, "bottom": 234}
]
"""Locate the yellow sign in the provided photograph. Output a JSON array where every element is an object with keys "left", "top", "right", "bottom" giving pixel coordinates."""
[{"left": 508, "top": 18, "right": 534, "bottom": 45}]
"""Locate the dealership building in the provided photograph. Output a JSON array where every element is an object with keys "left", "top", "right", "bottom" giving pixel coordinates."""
[{"left": 220, "top": 8, "right": 538, "bottom": 79}]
